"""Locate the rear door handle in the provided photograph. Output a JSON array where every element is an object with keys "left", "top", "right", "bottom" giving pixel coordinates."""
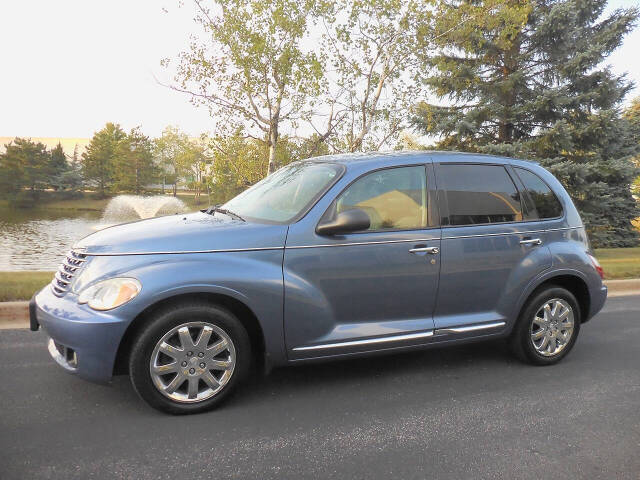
[
  {"left": 409, "top": 246, "right": 439, "bottom": 254},
  {"left": 520, "top": 238, "right": 542, "bottom": 246}
]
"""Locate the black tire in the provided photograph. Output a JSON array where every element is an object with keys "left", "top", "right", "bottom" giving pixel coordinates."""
[
  {"left": 509, "top": 286, "right": 581, "bottom": 366},
  {"left": 129, "top": 302, "right": 251, "bottom": 414}
]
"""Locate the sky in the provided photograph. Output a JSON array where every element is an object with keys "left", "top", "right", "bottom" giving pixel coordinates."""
[{"left": 1, "top": 0, "right": 639, "bottom": 140}]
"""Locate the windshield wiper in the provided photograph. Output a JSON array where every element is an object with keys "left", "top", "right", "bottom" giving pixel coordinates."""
[{"left": 203, "top": 205, "right": 245, "bottom": 222}]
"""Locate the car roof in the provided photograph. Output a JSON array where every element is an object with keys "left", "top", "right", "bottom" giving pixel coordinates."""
[{"left": 298, "top": 151, "right": 538, "bottom": 169}]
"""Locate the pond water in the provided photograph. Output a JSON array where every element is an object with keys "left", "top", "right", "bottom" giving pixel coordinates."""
[
  {"left": 1, "top": 195, "right": 191, "bottom": 271},
  {"left": 0, "top": 208, "right": 104, "bottom": 271}
]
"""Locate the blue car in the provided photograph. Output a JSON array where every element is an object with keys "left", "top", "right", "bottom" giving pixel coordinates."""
[{"left": 31, "top": 152, "right": 607, "bottom": 414}]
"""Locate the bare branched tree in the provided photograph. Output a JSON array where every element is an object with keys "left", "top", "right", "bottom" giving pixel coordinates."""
[{"left": 319, "top": 0, "right": 435, "bottom": 152}]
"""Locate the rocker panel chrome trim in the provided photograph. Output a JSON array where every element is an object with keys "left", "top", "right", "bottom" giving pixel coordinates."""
[
  {"left": 435, "top": 321, "right": 506, "bottom": 335},
  {"left": 292, "top": 330, "right": 435, "bottom": 351}
]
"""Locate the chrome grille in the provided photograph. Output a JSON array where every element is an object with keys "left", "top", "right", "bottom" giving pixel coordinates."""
[{"left": 51, "top": 250, "right": 87, "bottom": 296}]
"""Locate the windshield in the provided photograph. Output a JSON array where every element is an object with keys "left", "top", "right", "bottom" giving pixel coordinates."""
[{"left": 222, "top": 162, "right": 343, "bottom": 223}]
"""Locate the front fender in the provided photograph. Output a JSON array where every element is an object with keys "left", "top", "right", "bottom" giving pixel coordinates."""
[{"left": 78, "top": 250, "right": 286, "bottom": 366}]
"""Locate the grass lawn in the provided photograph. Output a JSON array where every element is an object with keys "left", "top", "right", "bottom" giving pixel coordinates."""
[
  {"left": 594, "top": 247, "right": 640, "bottom": 280},
  {"left": 0, "top": 271, "right": 54, "bottom": 302},
  {"left": 1, "top": 248, "right": 638, "bottom": 302}
]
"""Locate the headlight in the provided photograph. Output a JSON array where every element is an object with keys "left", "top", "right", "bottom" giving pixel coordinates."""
[{"left": 78, "top": 278, "right": 141, "bottom": 311}]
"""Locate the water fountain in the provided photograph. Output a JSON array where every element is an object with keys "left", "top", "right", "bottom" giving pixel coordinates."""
[{"left": 96, "top": 195, "right": 188, "bottom": 228}]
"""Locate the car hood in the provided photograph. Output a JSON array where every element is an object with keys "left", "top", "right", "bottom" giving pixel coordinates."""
[{"left": 74, "top": 211, "right": 288, "bottom": 255}]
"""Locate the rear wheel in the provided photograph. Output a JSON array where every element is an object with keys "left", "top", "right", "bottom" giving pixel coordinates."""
[
  {"left": 510, "top": 286, "right": 581, "bottom": 365},
  {"left": 129, "top": 303, "right": 251, "bottom": 414}
]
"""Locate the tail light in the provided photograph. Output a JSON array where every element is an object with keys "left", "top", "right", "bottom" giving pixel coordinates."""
[{"left": 587, "top": 253, "right": 604, "bottom": 280}]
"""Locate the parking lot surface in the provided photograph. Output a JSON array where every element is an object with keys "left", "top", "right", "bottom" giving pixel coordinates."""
[{"left": 1, "top": 295, "right": 639, "bottom": 479}]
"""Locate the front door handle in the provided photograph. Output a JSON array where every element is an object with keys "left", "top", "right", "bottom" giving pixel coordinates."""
[
  {"left": 520, "top": 238, "right": 542, "bottom": 246},
  {"left": 409, "top": 246, "right": 439, "bottom": 254}
]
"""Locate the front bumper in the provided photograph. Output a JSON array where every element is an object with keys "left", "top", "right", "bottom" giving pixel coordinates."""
[
  {"left": 47, "top": 338, "right": 79, "bottom": 372},
  {"left": 32, "top": 286, "right": 130, "bottom": 383}
]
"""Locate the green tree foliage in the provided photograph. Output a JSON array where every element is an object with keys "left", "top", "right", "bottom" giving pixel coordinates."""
[
  {"left": 0, "top": 138, "right": 49, "bottom": 205},
  {"left": 209, "top": 135, "right": 273, "bottom": 203},
  {"left": 81, "top": 122, "right": 126, "bottom": 196},
  {"left": 46, "top": 142, "right": 83, "bottom": 192},
  {"left": 170, "top": 0, "right": 324, "bottom": 174},
  {"left": 18, "top": 139, "right": 49, "bottom": 193},
  {"left": 208, "top": 133, "right": 326, "bottom": 203},
  {"left": 0, "top": 139, "right": 84, "bottom": 204},
  {"left": 48, "top": 142, "right": 68, "bottom": 182},
  {"left": 0, "top": 140, "right": 27, "bottom": 199},
  {"left": 413, "top": 0, "right": 639, "bottom": 247},
  {"left": 624, "top": 97, "right": 640, "bottom": 198},
  {"left": 51, "top": 162, "right": 84, "bottom": 193},
  {"left": 61, "top": 144, "right": 84, "bottom": 192},
  {"left": 181, "top": 135, "right": 213, "bottom": 203},
  {"left": 283, "top": 134, "right": 330, "bottom": 163},
  {"left": 113, "top": 128, "right": 158, "bottom": 194},
  {"left": 153, "top": 126, "right": 191, "bottom": 196}
]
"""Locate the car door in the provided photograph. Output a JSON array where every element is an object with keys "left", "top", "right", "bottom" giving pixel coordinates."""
[
  {"left": 433, "top": 161, "right": 552, "bottom": 335},
  {"left": 284, "top": 163, "right": 441, "bottom": 359}
]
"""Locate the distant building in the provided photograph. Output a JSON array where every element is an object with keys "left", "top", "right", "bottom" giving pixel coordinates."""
[{"left": 0, "top": 137, "right": 91, "bottom": 160}]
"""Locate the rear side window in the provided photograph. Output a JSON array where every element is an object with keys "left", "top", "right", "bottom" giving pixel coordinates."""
[
  {"left": 438, "top": 164, "right": 523, "bottom": 226},
  {"left": 514, "top": 167, "right": 563, "bottom": 219}
]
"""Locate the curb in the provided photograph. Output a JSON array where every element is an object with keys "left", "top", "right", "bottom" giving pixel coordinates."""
[
  {"left": 0, "top": 301, "right": 31, "bottom": 329},
  {"left": 603, "top": 279, "right": 640, "bottom": 297},
  {"left": 2, "top": 279, "right": 639, "bottom": 329}
]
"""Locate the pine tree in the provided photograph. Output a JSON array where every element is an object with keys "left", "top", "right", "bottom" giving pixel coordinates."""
[
  {"left": 81, "top": 123, "right": 126, "bottom": 196},
  {"left": 49, "top": 142, "right": 67, "bottom": 175},
  {"left": 413, "top": 0, "right": 639, "bottom": 247},
  {"left": 48, "top": 142, "right": 69, "bottom": 190},
  {"left": 0, "top": 139, "right": 26, "bottom": 198},
  {"left": 0, "top": 138, "right": 49, "bottom": 205}
]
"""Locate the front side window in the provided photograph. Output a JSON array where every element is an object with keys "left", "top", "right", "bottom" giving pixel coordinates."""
[
  {"left": 514, "top": 167, "right": 563, "bottom": 219},
  {"left": 438, "top": 164, "right": 523, "bottom": 226},
  {"left": 331, "top": 166, "right": 428, "bottom": 231},
  {"left": 223, "top": 162, "right": 343, "bottom": 223}
]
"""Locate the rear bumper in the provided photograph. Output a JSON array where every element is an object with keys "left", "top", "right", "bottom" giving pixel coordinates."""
[
  {"left": 33, "top": 286, "right": 129, "bottom": 383},
  {"left": 587, "top": 285, "right": 608, "bottom": 321}
]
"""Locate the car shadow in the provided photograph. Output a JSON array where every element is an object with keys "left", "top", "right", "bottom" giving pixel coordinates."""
[
  {"left": 241, "top": 340, "right": 515, "bottom": 396},
  {"left": 110, "top": 339, "right": 528, "bottom": 415}
]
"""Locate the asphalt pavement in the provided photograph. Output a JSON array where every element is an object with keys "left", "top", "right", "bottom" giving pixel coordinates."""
[{"left": 1, "top": 295, "right": 639, "bottom": 479}]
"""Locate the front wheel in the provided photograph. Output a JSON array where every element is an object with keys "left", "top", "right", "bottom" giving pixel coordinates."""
[
  {"left": 129, "top": 303, "right": 251, "bottom": 414},
  {"left": 510, "top": 286, "right": 581, "bottom": 365}
]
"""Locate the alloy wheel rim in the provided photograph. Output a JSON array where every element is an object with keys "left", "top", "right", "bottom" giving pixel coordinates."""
[
  {"left": 530, "top": 298, "right": 574, "bottom": 357},
  {"left": 149, "top": 322, "right": 236, "bottom": 403}
]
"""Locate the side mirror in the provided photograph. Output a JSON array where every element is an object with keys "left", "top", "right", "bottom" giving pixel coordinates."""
[{"left": 316, "top": 208, "right": 370, "bottom": 236}]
